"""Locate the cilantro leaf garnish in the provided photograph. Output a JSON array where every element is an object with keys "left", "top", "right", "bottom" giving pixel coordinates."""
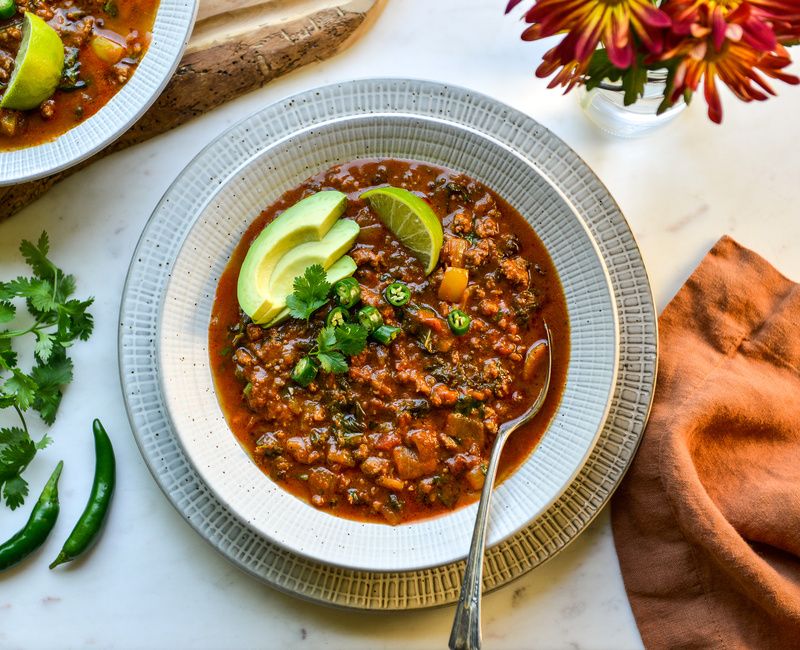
[
  {"left": 334, "top": 323, "right": 368, "bottom": 356},
  {"left": 2, "top": 370, "right": 38, "bottom": 411},
  {"left": 316, "top": 326, "right": 338, "bottom": 353},
  {"left": 0, "top": 301, "right": 15, "bottom": 324},
  {"left": 0, "top": 426, "right": 28, "bottom": 447},
  {"left": 2, "top": 475, "right": 29, "bottom": 510},
  {"left": 0, "top": 231, "right": 93, "bottom": 508},
  {"left": 35, "top": 330, "right": 54, "bottom": 363},
  {"left": 0, "top": 339, "right": 16, "bottom": 371},
  {"left": 31, "top": 349, "right": 74, "bottom": 425},
  {"left": 286, "top": 264, "right": 331, "bottom": 321},
  {"left": 305, "top": 322, "right": 368, "bottom": 376},
  {"left": 19, "top": 231, "right": 56, "bottom": 280},
  {"left": 0, "top": 429, "right": 36, "bottom": 510},
  {"left": 284, "top": 267, "right": 373, "bottom": 387},
  {"left": 310, "top": 323, "right": 367, "bottom": 374},
  {"left": 317, "top": 351, "right": 349, "bottom": 374}
]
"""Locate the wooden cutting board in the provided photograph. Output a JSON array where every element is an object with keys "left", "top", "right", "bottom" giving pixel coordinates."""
[{"left": 0, "top": 0, "right": 385, "bottom": 221}]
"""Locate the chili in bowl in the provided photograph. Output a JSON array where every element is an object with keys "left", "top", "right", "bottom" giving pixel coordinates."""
[
  {"left": 209, "top": 159, "right": 571, "bottom": 525},
  {"left": 156, "top": 113, "right": 619, "bottom": 572},
  {"left": 0, "top": 0, "right": 195, "bottom": 184}
]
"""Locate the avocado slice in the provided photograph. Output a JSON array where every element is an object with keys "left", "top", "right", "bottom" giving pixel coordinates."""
[
  {"left": 264, "top": 255, "right": 358, "bottom": 327},
  {"left": 237, "top": 190, "right": 347, "bottom": 321},
  {"left": 258, "top": 218, "right": 361, "bottom": 323}
]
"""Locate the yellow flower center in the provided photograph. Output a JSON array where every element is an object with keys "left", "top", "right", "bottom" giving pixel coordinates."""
[{"left": 710, "top": 0, "right": 743, "bottom": 13}]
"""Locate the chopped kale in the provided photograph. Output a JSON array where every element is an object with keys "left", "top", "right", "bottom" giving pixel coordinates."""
[
  {"left": 455, "top": 396, "right": 485, "bottom": 417},
  {"left": 59, "top": 47, "right": 87, "bottom": 92},
  {"left": 445, "top": 181, "right": 472, "bottom": 203}
]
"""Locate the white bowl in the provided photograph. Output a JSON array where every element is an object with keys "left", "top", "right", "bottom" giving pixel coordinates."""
[
  {"left": 0, "top": 0, "right": 197, "bottom": 185},
  {"left": 155, "top": 110, "right": 619, "bottom": 572}
]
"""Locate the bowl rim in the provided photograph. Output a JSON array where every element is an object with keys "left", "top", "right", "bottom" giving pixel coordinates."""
[
  {"left": 0, "top": 0, "right": 198, "bottom": 185},
  {"left": 150, "top": 109, "right": 620, "bottom": 572}
]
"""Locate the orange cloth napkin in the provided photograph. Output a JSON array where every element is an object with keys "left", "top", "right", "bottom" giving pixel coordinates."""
[{"left": 611, "top": 236, "right": 800, "bottom": 649}]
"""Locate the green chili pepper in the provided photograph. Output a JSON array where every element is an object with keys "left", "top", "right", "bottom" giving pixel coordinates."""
[
  {"left": 447, "top": 309, "right": 471, "bottom": 335},
  {"left": 326, "top": 306, "right": 349, "bottom": 328},
  {"left": 332, "top": 277, "right": 361, "bottom": 309},
  {"left": 357, "top": 305, "right": 383, "bottom": 333},
  {"left": 373, "top": 325, "right": 401, "bottom": 344},
  {"left": 50, "top": 421, "right": 115, "bottom": 569},
  {"left": 384, "top": 282, "right": 411, "bottom": 307},
  {"left": 0, "top": 461, "right": 63, "bottom": 572},
  {"left": 291, "top": 357, "right": 318, "bottom": 387},
  {"left": 0, "top": 0, "right": 16, "bottom": 20}
]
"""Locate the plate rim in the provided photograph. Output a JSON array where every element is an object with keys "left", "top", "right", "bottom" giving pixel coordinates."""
[
  {"left": 119, "top": 77, "right": 658, "bottom": 609},
  {"left": 152, "top": 110, "right": 621, "bottom": 572}
]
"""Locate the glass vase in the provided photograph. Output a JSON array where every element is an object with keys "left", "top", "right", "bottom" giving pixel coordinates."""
[{"left": 578, "top": 71, "right": 687, "bottom": 138}]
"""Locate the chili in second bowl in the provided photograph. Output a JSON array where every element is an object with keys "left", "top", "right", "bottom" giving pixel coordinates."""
[{"left": 0, "top": 0, "right": 159, "bottom": 150}]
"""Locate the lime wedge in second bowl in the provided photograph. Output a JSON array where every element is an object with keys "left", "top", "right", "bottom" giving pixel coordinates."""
[
  {"left": 360, "top": 186, "right": 443, "bottom": 275},
  {"left": 0, "top": 13, "right": 64, "bottom": 111}
]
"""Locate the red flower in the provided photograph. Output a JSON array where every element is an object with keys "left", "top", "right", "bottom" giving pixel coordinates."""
[{"left": 507, "top": 0, "right": 671, "bottom": 89}]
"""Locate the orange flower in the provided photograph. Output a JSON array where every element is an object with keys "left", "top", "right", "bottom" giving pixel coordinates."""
[
  {"left": 663, "top": 0, "right": 788, "bottom": 50},
  {"left": 507, "top": 0, "right": 671, "bottom": 89},
  {"left": 663, "top": 2, "right": 800, "bottom": 122},
  {"left": 666, "top": 0, "right": 800, "bottom": 42},
  {"left": 741, "top": 1, "right": 800, "bottom": 41}
]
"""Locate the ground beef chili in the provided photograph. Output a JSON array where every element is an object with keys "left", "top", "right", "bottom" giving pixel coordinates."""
[
  {"left": 0, "top": 0, "right": 157, "bottom": 150},
  {"left": 209, "top": 159, "right": 570, "bottom": 525}
]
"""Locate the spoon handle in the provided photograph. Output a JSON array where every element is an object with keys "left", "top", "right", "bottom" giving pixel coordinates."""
[{"left": 448, "top": 431, "right": 507, "bottom": 650}]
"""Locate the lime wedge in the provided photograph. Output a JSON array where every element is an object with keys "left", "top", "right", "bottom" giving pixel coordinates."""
[
  {"left": 360, "top": 187, "right": 443, "bottom": 275},
  {"left": 0, "top": 13, "right": 64, "bottom": 111}
]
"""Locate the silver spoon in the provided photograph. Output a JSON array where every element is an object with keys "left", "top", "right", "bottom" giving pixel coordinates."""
[{"left": 449, "top": 322, "right": 554, "bottom": 650}]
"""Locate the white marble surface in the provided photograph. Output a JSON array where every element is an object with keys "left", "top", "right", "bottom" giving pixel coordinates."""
[{"left": 1, "top": 1, "right": 798, "bottom": 648}]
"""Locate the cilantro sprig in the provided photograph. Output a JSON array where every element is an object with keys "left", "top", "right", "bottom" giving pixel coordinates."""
[
  {"left": 312, "top": 323, "right": 368, "bottom": 374},
  {"left": 0, "top": 232, "right": 94, "bottom": 510},
  {"left": 285, "top": 264, "right": 331, "bottom": 321},
  {"left": 281, "top": 265, "right": 370, "bottom": 386}
]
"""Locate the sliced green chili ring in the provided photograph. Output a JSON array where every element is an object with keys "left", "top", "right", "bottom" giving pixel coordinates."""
[
  {"left": 0, "top": 461, "right": 63, "bottom": 572},
  {"left": 384, "top": 282, "right": 411, "bottom": 307},
  {"left": 291, "top": 357, "right": 318, "bottom": 387},
  {"left": 447, "top": 309, "right": 471, "bottom": 336},
  {"left": 50, "top": 421, "right": 115, "bottom": 569},
  {"left": 332, "top": 277, "right": 361, "bottom": 308},
  {"left": 373, "top": 325, "right": 401, "bottom": 345},
  {"left": 326, "top": 306, "right": 348, "bottom": 328},
  {"left": 357, "top": 305, "right": 383, "bottom": 333},
  {"left": 0, "top": 0, "right": 16, "bottom": 19}
]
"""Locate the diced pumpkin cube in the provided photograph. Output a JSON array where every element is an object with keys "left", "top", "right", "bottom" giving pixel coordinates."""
[
  {"left": 91, "top": 34, "right": 126, "bottom": 65},
  {"left": 438, "top": 266, "right": 469, "bottom": 302}
]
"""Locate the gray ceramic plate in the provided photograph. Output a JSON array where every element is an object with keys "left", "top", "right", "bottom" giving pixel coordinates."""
[
  {"left": 0, "top": 0, "right": 197, "bottom": 185},
  {"left": 120, "top": 79, "right": 657, "bottom": 608}
]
